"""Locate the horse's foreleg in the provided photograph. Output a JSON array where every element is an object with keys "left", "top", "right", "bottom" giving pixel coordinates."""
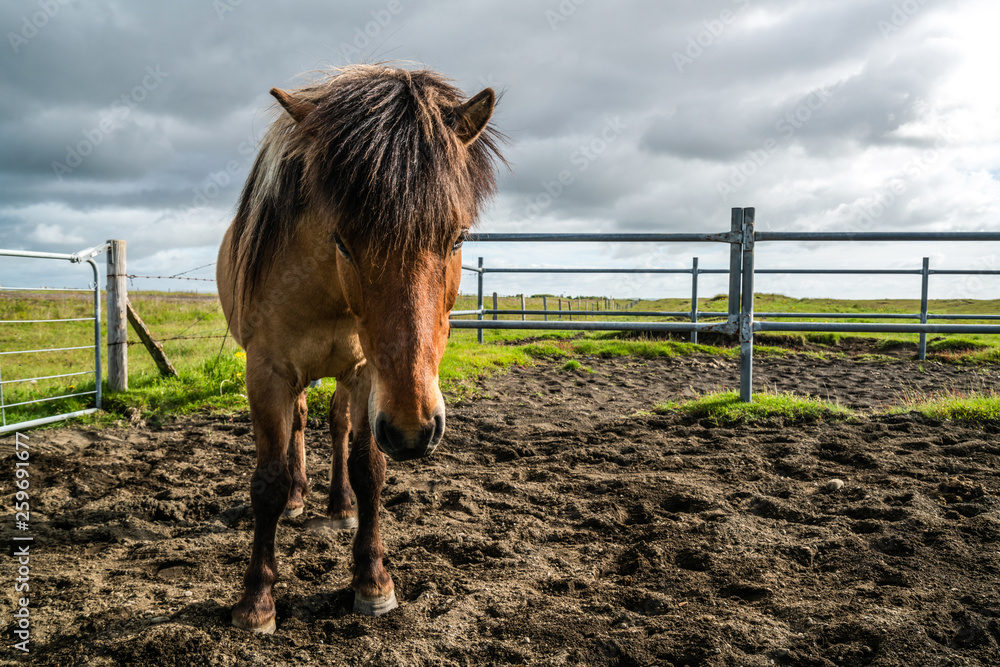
[
  {"left": 232, "top": 366, "right": 296, "bottom": 634},
  {"left": 283, "top": 390, "right": 309, "bottom": 518},
  {"left": 326, "top": 385, "right": 357, "bottom": 528},
  {"left": 348, "top": 387, "right": 396, "bottom": 616}
]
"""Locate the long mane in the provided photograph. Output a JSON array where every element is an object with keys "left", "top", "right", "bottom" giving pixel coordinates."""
[{"left": 230, "top": 64, "right": 506, "bottom": 302}]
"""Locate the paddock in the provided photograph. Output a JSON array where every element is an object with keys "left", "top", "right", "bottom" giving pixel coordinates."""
[{"left": 8, "top": 345, "right": 1000, "bottom": 666}]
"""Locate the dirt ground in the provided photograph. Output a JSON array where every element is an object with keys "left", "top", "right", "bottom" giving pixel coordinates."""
[{"left": 3, "top": 340, "right": 1000, "bottom": 666}]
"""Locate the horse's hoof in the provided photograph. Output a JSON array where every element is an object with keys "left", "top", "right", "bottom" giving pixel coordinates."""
[
  {"left": 231, "top": 615, "right": 276, "bottom": 634},
  {"left": 304, "top": 516, "right": 358, "bottom": 533},
  {"left": 354, "top": 590, "right": 397, "bottom": 616},
  {"left": 282, "top": 505, "right": 304, "bottom": 519}
]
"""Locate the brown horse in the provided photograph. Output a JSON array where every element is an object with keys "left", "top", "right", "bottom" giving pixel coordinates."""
[{"left": 216, "top": 65, "right": 504, "bottom": 634}]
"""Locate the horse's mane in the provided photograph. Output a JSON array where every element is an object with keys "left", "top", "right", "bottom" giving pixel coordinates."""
[{"left": 231, "top": 64, "right": 506, "bottom": 302}]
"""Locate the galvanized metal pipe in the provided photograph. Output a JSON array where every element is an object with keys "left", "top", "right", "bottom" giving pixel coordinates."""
[
  {"left": 0, "top": 370, "right": 95, "bottom": 385},
  {"left": 90, "top": 254, "right": 103, "bottom": 410},
  {"left": 0, "top": 286, "right": 94, "bottom": 292},
  {"left": 728, "top": 208, "right": 743, "bottom": 328},
  {"left": 468, "top": 232, "right": 738, "bottom": 243},
  {"left": 739, "top": 209, "right": 756, "bottom": 402},
  {"left": 755, "top": 231, "right": 1000, "bottom": 242},
  {"left": 483, "top": 310, "right": 695, "bottom": 317},
  {"left": 450, "top": 320, "right": 738, "bottom": 334},
  {"left": 756, "top": 322, "right": 1000, "bottom": 334},
  {"left": 0, "top": 248, "right": 104, "bottom": 430},
  {"left": 0, "top": 408, "right": 99, "bottom": 435},
  {"left": 691, "top": 257, "right": 699, "bottom": 344},
  {"left": 476, "top": 257, "right": 484, "bottom": 344},
  {"left": 0, "top": 248, "right": 80, "bottom": 261},
  {"left": 482, "top": 267, "right": 695, "bottom": 274},
  {"left": 0, "top": 344, "right": 94, "bottom": 356},
  {"left": 919, "top": 257, "right": 930, "bottom": 361},
  {"left": 0, "top": 318, "right": 96, "bottom": 324},
  {"left": 755, "top": 269, "right": 922, "bottom": 275},
  {"left": 2, "top": 389, "right": 98, "bottom": 409}
]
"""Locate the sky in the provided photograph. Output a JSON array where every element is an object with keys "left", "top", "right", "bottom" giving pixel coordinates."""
[{"left": 1, "top": 0, "right": 999, "bottom": 302}]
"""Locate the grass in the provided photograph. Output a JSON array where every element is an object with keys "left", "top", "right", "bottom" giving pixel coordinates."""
[
  {"left": 1, "top": 290, "right": 999, "bottom": 430},
  {"left": 655, "top": 391, "right": 852, "bottom": 426},
  {"left": 892, "top": 389, "right": 1000, "bottom": 422},
  {"left": 560, "top": 359, "right": 595, "bottom": 373}
]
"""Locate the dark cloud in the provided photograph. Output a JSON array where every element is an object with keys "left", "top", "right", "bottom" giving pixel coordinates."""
[{"left": 0, "top": 0, "right": 995, "bottom": 300}]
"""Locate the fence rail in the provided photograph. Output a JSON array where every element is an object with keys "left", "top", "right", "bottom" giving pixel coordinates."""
[
  {"left": 454, "top": 209, "right": 1000, "bottom": 401},
  {"left": 0, "top": 246, "right": 104, "bottom": 433}
]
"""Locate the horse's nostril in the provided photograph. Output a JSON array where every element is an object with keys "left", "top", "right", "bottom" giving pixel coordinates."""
[
  {"left": 373, "top": 412, "right": 442, "bottom": 460},
  {"left": 374, "top": 413, "right": 392, "bottom": 450},
  {"left": 431, "top": 412, "right": 445, "bottom": 445}
]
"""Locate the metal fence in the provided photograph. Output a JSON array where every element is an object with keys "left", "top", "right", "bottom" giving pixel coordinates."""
[
  {"left": 451, "top": 208, "right": 1000, "bottom": 401},
  {"left": 0, "top": 245, "right": 104, "bottom": 433}
]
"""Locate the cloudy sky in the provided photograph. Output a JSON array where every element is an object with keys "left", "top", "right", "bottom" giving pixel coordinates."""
[{"left": 1, "top": 0, "right": 998, "bottom": 301}]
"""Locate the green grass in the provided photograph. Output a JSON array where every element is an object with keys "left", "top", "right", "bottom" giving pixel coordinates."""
[
  {"left": 655, "top": 391, "right": 851, "bottom": 426},
  {"left": 2, "top": 290, "right": 999, "bottom": 429},
  {"left": 891, "top": 389, "right": 1000, "bottom": 422}
]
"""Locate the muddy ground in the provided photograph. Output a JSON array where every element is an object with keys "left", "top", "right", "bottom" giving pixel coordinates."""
[{"left": 3, "top": 340, "right": 1000, "bottom": 666}]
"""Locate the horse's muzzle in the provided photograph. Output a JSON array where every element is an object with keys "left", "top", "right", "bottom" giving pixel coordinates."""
[{"left": 373, "top": 410, "right": 445, "bottom": 461}]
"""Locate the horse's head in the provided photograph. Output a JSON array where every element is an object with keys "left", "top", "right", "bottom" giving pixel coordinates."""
[{"left": 271, "top": 67, "right": 503, "bottom": 461}]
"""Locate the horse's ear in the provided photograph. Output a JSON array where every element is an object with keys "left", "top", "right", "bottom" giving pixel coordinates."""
[
  {"left": 270, "top": 88, "right": 316, "bottom": 123},
  {"left": 450, "top": 88, "right": 495, "bottom": 146}
]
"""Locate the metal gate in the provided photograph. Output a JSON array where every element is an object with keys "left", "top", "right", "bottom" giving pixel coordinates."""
[
  {"left": 0, "top": 245, "right": 104, "bottom": 434},
  {"left": 453, "top": 208, "right": 1000, "bottom": 401}
]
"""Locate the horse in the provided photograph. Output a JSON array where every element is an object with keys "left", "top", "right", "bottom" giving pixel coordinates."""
[{"left": 216, "top": 64, "right": 505, "bottom": 634}]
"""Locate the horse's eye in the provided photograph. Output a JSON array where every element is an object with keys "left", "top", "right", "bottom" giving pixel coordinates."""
[
  {"left": 452, "top": 232, "right": 467, "bottom": 253},
  {"left": 333, "top": 233, "right": 351, "bottom": 260}
]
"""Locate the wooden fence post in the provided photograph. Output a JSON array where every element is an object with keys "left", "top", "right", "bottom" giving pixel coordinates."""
[
  {"left": 126, "top": 299, "right": 178, "bottom": 378},
  {"left": 106, "top": 239, "right": 127, "bottom": 392}
]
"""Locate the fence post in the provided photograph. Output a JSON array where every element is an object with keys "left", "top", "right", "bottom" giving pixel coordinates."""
[
  {"left": 106, "top": 239, "right": 128, "bottom": 392},
  {"left": 728, "top": 208, "right": 743, "bottom": 331},
  {"left": 919, "top": 256, "right": 929, "bottom": 360},
  {"left": 492, "top": 292, "right": 498, "bottom": 321},
  {"left": 739, "top": 209, "right": 755, "bottom": 402},
  {"left": 521, "top": 294, "right": 526, "bottom": 321},
  {"left": 691, "top": 256, "right": 699, "bottom": 344},
  {"left": 543, "top": 295, "right": 548, "bottom": 321},
  {"left": 477, "top": 257, "right": 483, "bottom": 344},
  {"left": 568, "top": 299, "right": 572, "bottom": 321}
]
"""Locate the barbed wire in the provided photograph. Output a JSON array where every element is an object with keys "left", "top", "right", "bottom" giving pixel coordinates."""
[
  {"left": 170, "top": 262, "right": 216, "bottom": 278},
  {"left": 127, "top": 274, "right": 216, "bottom": 282},
  {"left": 126, "top": 333, "right": 230, "bottom": 346}
]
